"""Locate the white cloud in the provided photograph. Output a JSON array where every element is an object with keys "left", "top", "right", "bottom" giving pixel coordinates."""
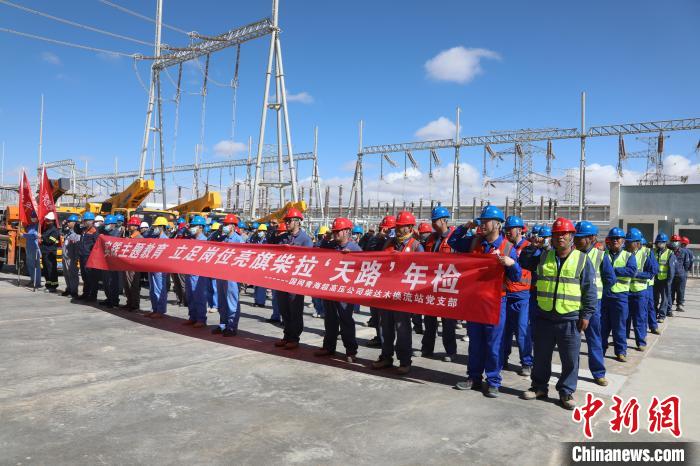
[
  {"left": 415, "top": 117, "right": 456, "bottom": 140},
  {"left": 97, "top": 52, "right": 122, "bottom": 62},
  {"left": 41, "top": 51, "right": 61, "bottom": 65},
  {"left": 213, "top": 140, "right": 247, "bottom": 157},
  {"left": 664, "top": 154, "right": 700, "bottom": 180},
  {"left": 286, "top": 91, "right": 314, "bottom": 104},
  {"left": 425, "top": 46, "right": 500, "bottom": 84}
]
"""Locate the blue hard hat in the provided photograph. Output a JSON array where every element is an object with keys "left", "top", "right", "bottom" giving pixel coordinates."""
[
  {"left": 352, "top": 225, "right": 363, "bottom": 235},
  {"left": 251, "top": 222, "right": 260, "bottom": 230},
  {"left": 176, "top": 217, "right": 186, "bottom": 225},
  {"left": 607, "top": 227, "right": 625, "bottom": 239},
  {"left": 641, "top": 237, "right": 648, "bottom": 246},
  {"left": 478, "top": 205, "right": 505, "bottom": 222},
  {"left": 431, "top": 205, "right": 450, "bottom": 221},
  {"left": 104, "top": 214, "right": 117, "bottom": 225},
  {"left": 504, "top": 215, "right": 524, "bottom": 229},
  {"left": 574, "top": 221, "right": 598, "bottom": 237},
  {"left": 625, "top": 228, "right": 642, "bottom": 242},
  {"left": 67, "top": 214, "right": 79, "bottom": 222},
  {"left": 238, "top": 220, "right": 247, "bottom": 229},
  {"left": 655, "top": 233, "right": 669, "bottom": 243},
  {"left": 539, "top": 226, "right": 552, "bottom": 238},
  {"left": 191, "top": 215, "right": 206, "bottom": 226},
  {"left": 532, "top": 224, "right": 542, "bottom": 235},
  {"left": 115, "top": 214, "right": 125, "bottom": 223},
  {"left": 83, "top": 212, "right": 95, "bottom": 221}
]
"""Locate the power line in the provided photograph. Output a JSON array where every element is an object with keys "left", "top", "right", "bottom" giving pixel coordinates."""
[
  {"left": 0, "top": 0, "right": 153, "bottom": 47},
  {"left": 98, "top": 0, "right": 189, "bottom": 35},
  {"left": 0, "top": 27, "right": 139, "bottom": 58}
]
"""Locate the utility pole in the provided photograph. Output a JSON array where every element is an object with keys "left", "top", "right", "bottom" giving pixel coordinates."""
[
  {"left": 138, "top": 0, "right": 163, "bottom": 179},
  {"left": 451, "top": 106, "right": 461, "bottom": 220},
  {"left": 578, "top": 91, "right": 586, "bottom": 221},
  {"left": 38, "top": 94, "right": 44, "bottom": 181}
]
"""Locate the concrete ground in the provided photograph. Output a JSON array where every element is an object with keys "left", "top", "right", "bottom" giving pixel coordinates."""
[{"left": 0, "top": 271, "right": 698, "bottom": 465}]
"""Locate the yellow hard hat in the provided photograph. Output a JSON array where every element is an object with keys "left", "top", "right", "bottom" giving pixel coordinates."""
[
  {"left": 318, "top": 225, "right": 330, "bottom": 235},
  {"left": 152, "top": 216, "right": 168, "bottom": 227},
  {"left": 211, "top": 222, "right": 221, "bottom": 231},
  {"left": 257, "top": 224, "right": 268, "bottom": 231}
]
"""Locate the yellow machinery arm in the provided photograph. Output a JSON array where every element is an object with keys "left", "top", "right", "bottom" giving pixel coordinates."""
[
  {"left": 254, "top": 200, "right": 307, "bottom": 224},
  {"left": 172, "top": 191, "right": 222, "bottom": 214},
  {"left": 101, "top": 179, "right": 154, "bottom": 212}
]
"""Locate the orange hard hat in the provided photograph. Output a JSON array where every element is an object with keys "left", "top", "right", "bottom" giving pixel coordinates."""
[
  {"left": 331, "top": 217, "right": 353, "bottom": 231},
  {"left": 127, "top": 215, "right": 141, "bottom": 226},
  {"left": 395, "top": 210, "right": 416, "bottom": 227},
  {"left": 551, "top": 217, "right": 576, "bottom": 234},
  {"left": 277, "top": 221, "right": 287, "bottom": 232},
  {"left": 379, "top": 215, "right": 396, "bottom": 229},
  {"left": 223, "top": 213, "right": 238, "bottom": 225},
  {"left": 284, "top": 207, "right": 304, "bottom": 221},
  {"left": 417, "top": 222, "right": 432, "bottom": 234}
]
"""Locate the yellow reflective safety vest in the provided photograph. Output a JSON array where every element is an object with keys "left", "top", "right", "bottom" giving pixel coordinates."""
[
  {"left": 536, "top": 249, "right": 586, "bottom": 314},
  {"left": 656, "top": 248, "right": 672, "bottom": 281},
  {"left": 586, "top": 247, "right": 604, "bottom": 300},
  {"left": 606, "top": 250, "right": 632, "bottom": 293},
  {"left": 630, "top": 248, "right": 649, "bottom": 293}
]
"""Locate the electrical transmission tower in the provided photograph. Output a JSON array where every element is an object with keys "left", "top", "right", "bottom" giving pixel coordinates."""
[
  {"left": 483, "top": 140, "right": 559, "bottom": 204},
  {"left": 617, "top": 133, "right": 688, "bottom": 185}
]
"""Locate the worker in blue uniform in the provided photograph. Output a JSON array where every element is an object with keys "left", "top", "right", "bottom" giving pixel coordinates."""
[
  {"left": 249, "top": 223, "right": 269, "bottom": 307},
  {"left": 314, "top": 217, "right": 362, "bottom": 362},
  {"left": 501, "top": 215, "right": 533, "bottom": 376},
  {"left": 310, "top": 225, "right": 329, "bottom": 319},
  {"left": 653, "top": 233, "right": 676, "bottom": 323},
  {"left": 520, "top": 217, "right": 597, "bottom": 410},
  {"left": 212, "top": 214, "right": 243, "bottom": 336},
  {"left": 450, "top": 205, "right": 522, "bottom": 398},
  {"left": 22, "top": 211, "right": 41, "bottom": 288},
  {"left": 670, "top": 235, "right": 690, "bottom": 313},
  {"left": 625, "top": 228, "right": 658, "bottom": 351},
  {"left": 147, "top": 216, "right": 170, "bottom": 319},
  {"left": 76, "top": 212, "right": 100, "bottom": 302},
  {"left": 421, "top": 206, "right": 458, "bottom": 362},
  {"left": 640, "top": 238, "right": 659, "bottom": 335},
  {"left": 274, "top": 208, "right": 313, "bottom": 349},
  {"left": 573, "top": 221, "right": 615, "bottom": 386},
  {"left": 61, "top": 213, "right": 81, "bottom": 297},
  {"left": 100, "top": 215, "right": 122, "bottom": 308},
  {"left": 601, "top": 227, "right": 637, "bottom": 362},
  {"left": 183, "top": 215, "right": 209, "bottom": 328}
]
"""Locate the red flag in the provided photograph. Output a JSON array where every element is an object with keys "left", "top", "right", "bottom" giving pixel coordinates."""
[
  {"left": 18, "top": 170, "right": 38, "bottom": 227},
  {"left": 37, "top": 166, "right": 58, "bottom": 228}
]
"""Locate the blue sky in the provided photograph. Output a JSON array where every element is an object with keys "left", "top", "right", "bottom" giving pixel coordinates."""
[{"left": 1, "top": 0, "right": 699, "bottom": 206}]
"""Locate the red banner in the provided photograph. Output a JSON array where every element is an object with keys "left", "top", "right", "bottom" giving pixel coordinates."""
[
  {"left": 37, "top": 167, "right": 58, "bottom": 228},
  {"left": 87, "top": 236, "right": 506, "bottom": 324},
  {"left": 18, "top": 170, "right": 38, "bottom": 227}
]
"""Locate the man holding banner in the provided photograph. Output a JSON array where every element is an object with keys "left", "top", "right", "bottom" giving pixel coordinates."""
[{"left": 274, "top": 207, "right": 313, "bottom": 350}]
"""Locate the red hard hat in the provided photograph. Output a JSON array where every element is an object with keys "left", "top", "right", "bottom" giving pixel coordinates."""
[
  {"left": 681, "top": 236, "right": 690, "bottom": 245},
  {"left": 417, "top": 222, "right": 432, "bottom": 234},
  {"left": 379, "top": 215, "right": 396, "bottom": 229},
  {"left": 395, "top": 210, "right": 416, "bottom": 227},
  {"left": 277, "top": 221, "right": 287, "bottom": 232},
  {"left": 127, "top": 215, "right": 141, "bottom": 226},
  {"left": 284, "top": 207, "right": 304, "bottom": 221},
  {"left": 331, "top": 217, "right": 353, "bottom": 231},
  {"left": 223, "top": 213, "right": 238, "bottom": 225},
  {"left": 671, "top": 234, "right": 682, "bottom": 242},
  {"left": 522, "top": 224, "right": 528, "bottom": 233},
  {"left": 551, "top": 217, "right": 576, "bottom": 234}
]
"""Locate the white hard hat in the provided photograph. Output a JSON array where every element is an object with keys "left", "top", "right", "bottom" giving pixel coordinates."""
[
  {"left": 140, "top": 221, "right": 149, "bottom": 228},
  {"left": 95, "top": 215, "right": 105, "bottom": 222},
  {"left": 44, "top": 212, "right": 55, "bottom": 221}
]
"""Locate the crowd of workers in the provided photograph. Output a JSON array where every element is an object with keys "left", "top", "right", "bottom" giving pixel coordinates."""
[{"left": 18, "top": 204, "right": 694, "bottom": 409}]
